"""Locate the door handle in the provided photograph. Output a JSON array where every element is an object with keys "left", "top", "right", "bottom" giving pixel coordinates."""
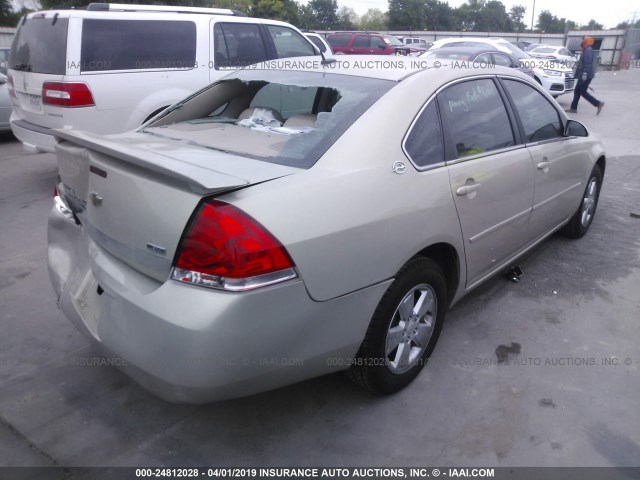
[
  {"left": 537, "top": 161, "right": 551, "bottom": 170},
  {"left": 456, "top": 183, "right": 481, "bottom": 196}
]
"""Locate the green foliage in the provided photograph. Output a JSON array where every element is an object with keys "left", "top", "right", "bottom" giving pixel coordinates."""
[
  {"left": 0, "top": 2, "right": 31, "bottom": 27},
  {"left": 388, "top": 0, "right": 425, "bottom": 30},
  {"left": 359, "top": 8, "right": 387, "bottom": 31},
  {"left": 424, "top": 0, "right": 457, "bottom": 31},
  {"left": 580, "top": 19, "right": 604, "bottom": 31},
  {"left": 336, "top": 5, "right": 357, "bottom": 30},
  {"left": 307, "top": 0, "right": 338, "bottom": 29},
  {"left": 536, "top": 9, "right": 575, "bottom": 33},
  {"left": 508, "top": 4, "right": 526, "bottom": 32}
]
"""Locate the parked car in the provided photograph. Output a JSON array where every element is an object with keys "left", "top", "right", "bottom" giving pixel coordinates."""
[
  {"left": 0, "top": 47, "right": 9, "bottom": 75},
  {"left": 327, "top": 32, "right": 425, "bottom": 56},
  {"left": 327, "top": 32, "right": 395, "bottom": 55},
  {"left": 0, "top": 73, "right": 11, "bottom": 131},
  {"left": 385, "top": 34, "right": 428, "bottom": 55},
  {"left": 528, "top": 45, "right": 577, "bottom": 65},
  {"left": 304, "top": 32, "right": 333, "bottom": 55},
  {"left": 421, "top": 46, "right": 535, "bottom": 78},
  {"left": 429, "top": 37, "right": 575, "bottom": 97},
  {"left": 7, "top": 2, "right": 319, "bottom": 153},
  {"left": 48, "top": 57, "right": 605, "bottom": 403},
  {"left": 401, "top": 37, "right": 432, "bottom": 49},
  {"left": 517, "top": 41, "right": 544, "bottom": 52}
]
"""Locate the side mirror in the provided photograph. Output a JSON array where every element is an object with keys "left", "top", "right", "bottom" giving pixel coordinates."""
[{"left": 565, "top": 119, "right": 588, "bottom": 137}]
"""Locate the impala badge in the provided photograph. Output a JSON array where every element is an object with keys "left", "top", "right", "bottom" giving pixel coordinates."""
[{"left": 146, "top": 243, "right": 166, "bottom": 255}]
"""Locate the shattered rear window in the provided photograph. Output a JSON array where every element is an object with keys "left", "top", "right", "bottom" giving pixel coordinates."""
[{"left": 143, "top": 70, "right": 393, "bottom": 168}]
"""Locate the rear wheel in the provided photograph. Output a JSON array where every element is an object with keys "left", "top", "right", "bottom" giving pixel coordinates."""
[
  {"left": 347, "top": 257, "right": 447, "bottom": 394},
  {"left": 563, "top": 164, "right": 602, "bottom": 238}
]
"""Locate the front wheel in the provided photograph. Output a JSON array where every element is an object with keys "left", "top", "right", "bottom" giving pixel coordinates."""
[
  {"left": 563, "top": 164, "right": 602, "bottom": 238},
  {"left": 346, "top": 257, "right": 447, "bottom": 394}
]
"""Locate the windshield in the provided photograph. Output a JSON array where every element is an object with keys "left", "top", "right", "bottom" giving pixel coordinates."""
[
  {"left": 144, "top": 70, "right": 393, "bottom": 169},
  {"left": 10, "top": 16, "right": 69, "bottom": 74},
  {"left": 384, "top": 35, "right": 403, "bottom": 47}
]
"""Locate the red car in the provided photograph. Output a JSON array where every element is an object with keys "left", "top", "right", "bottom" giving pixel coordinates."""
[{"left": 327, "top": 32, "right": 396, "bottom": 55}]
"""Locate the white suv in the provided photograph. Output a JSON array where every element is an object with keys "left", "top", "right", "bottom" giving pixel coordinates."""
[
  {"left": 426, "top": 37, "right": 575, "bottom": 98},
  {"left": 7, "top": 3, "right": 319, "bottom": 153}
]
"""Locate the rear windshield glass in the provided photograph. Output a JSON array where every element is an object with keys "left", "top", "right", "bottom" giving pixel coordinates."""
[
  {"left": 80, "top": 20, "right": 196, "bottom": 71},
  {"left": 10, "top": 16, "right": 69, "bottom": 74},
  {"left": 144, "top": 70, "right": 393, "bottom": 169}
]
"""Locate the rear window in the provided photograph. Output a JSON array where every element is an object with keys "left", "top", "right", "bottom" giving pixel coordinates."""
[
  {"left": 80, "top": 20, "right": 196, "bottom": 72},
  {"left": 144, "top": 70, "right": 393, "bottom": 169},
  {"left": 10, "top": 16, "right": 69, "bottom": 74}
]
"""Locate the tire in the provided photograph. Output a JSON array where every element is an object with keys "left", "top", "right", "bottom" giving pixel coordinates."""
[
  {"left": 346, "top": 257, "right": 448, "bottom": 394},
  {"left": 563, "top": 164, "right": 602, "bottom": 238}
]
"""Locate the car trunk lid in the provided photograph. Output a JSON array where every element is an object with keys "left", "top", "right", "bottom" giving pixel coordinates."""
[{"left": 54, "top": 129, "right": 299, "bottom": 282}]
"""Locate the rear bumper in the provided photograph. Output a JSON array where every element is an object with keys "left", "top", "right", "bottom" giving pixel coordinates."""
[
  {"left": 47, "top": 205, "right": 390, "bottom": 403},
  {"left": 10, "top": 116, "right": 58, "bottom": 153}
]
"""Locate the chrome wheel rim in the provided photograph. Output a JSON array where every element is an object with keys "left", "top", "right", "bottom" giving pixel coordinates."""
[
  {"left": 385, "top": 284, "right": 437, "bottom": 375},
  {"left": 581, "top": 177, "right": 598, "bottom": 227}
]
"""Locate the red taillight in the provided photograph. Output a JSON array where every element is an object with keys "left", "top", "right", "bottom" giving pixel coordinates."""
[
  {"left": 7, "top": 74, "right": 16, "bottom": 99},
  {"left": 42, "top": 82, "right": 95, "bottom": 107},
  {"left": 172, "top": 200, "right": 295, "bottom": 291}
]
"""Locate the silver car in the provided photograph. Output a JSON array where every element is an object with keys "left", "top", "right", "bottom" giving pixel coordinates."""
[
  {"left": 0, "top": 73, "right": 11, "bottom": 132},
  {"left": 48, "top": 58, "right": 606, "bottom": 403}
]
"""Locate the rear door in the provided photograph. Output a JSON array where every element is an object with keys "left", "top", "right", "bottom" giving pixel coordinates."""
[
  {"left": 500, "top": 78, "right": 589, "bottom": 237},
  {"left": 8, "top": 13, "right": 69, "bottom": 129},
  {"left": 439, "top": 78, "right": 535, "bottom": 286},
  {"left": 351, "top": 35, "right": 372, "bottom": 54}
]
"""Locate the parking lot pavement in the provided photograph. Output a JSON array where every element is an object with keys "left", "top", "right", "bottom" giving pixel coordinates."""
[{"left": 0, "top": 68, "right": 639, "bottom": 472}]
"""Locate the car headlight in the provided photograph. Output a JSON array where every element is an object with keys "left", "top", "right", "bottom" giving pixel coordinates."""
[{"left": 543, "top": 69, "right": 562, "bottom": 77}]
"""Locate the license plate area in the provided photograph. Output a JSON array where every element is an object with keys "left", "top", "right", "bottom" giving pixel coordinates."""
[
  {"left": 19, "top": 93, "right": 43, "bottom": 113},
  {"left": 71, "top": 269, "right": 104, "bottom": 340}
]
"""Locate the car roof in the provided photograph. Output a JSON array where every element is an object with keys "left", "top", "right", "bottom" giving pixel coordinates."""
[{"left": 21, "top": 6, "right": 296, "bottom": 27}]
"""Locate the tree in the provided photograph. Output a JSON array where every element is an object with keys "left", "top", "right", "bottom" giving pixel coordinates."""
[
  {"left": 359, "top": 8, "right": 388, "bottom": 30},
  {"left": 536, "top": 10, "right": 577, "bottom": 33},
  {"left": 482, "top": 1, "right": 512, "bottom": 31},
  {"left": 388, "top": 0, "right": 426, "bottom": 30},
  {"left": 252, "top": 0, "right": 299, "bottom": 23},
  {"left": 457, "top": 0, "right": 512, "bottom": 32},
  {"left": 0, "top": 0, "right": 28, "bottom": 27},
  {"left": 308, "top": 0, "right": 338, "bottom": 29},
  {"left": 424, "top": 0, "right": 457, "bottom": 31},
  {"left": 581, "top": 19, "right": 604, "bottom": 31},
  {"left": 509, "top": 4, "right": 527, "bottom": 32},
  {"left": 336, "top": 5, "right": 357, "bottom": 30}
]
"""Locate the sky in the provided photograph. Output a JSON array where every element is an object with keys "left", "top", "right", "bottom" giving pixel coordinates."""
[{"left": 342, "top": 0, "right": 639, "bottom": 29}]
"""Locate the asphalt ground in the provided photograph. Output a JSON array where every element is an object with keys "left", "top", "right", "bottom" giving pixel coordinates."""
[{"left": 0, "top": 67, "right": 639, "bottom": 475}]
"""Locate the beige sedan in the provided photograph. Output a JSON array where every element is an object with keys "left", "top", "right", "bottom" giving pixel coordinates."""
[{"left": 48, "top": 59, "right": 605, "bottom": 402}]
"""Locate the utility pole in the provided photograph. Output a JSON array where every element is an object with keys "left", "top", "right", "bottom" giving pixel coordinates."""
[{"left": 530, "top": 0, "right": 536, "bottom": 31}]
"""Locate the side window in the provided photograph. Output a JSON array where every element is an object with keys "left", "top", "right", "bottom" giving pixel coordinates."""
[
  {"left": 267, "top": 25, "right": 316, "bottom": 58},
  {"left": 214, "top": 22, "right": 267, "bottom": 68},
  {"left": 251, "top": 84, "right": 318, "bottom": 120},
  {"left": 327, "top": 35, "right": 350, "bottom": 48},
  {"left": 492, "top": 53, "right": 512, "bottom": 67},
  {"left": 307, "top": 36, "right": 326, "bottom": 53},
  {"left": 438, "top": 79, "right": 515, "bottom": 158},
  {"left": 81, "top": 20, "right": 196, "bottom": 71},
  {"left": 502, "top": 79, "right": 564, "bottom": 143},
  {"left": 353, "top": 36, "right": 370, "bottom": 48},
  {"left": 404, "top": 101, "right": 444, "bottom": 168},
  {"left": 475, "top": 53, "right": 493, "bottom": 64}
]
